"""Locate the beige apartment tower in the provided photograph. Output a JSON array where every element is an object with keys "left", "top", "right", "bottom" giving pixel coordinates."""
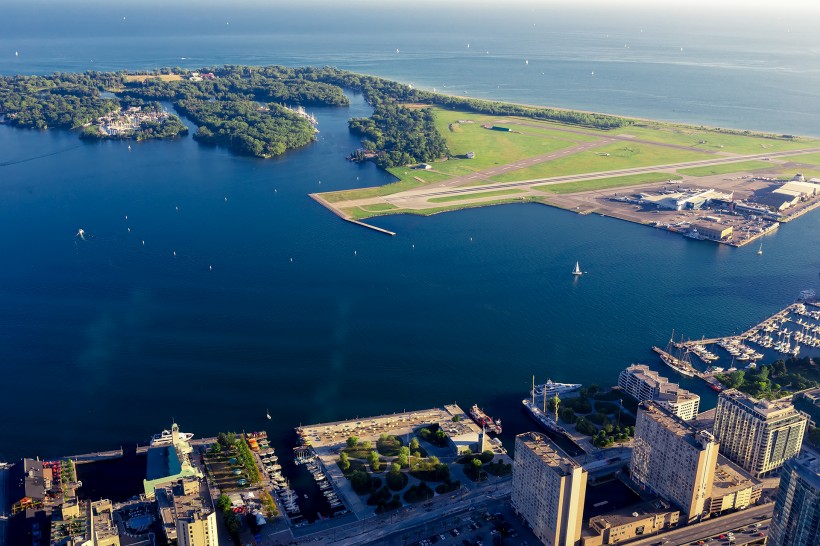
[
  {"left": 712, "top": 389, "right": 808, "bottom": 477},
  {"left": 631, "top": 401, "right": 719, "bottom": 522},
  {"left": 512, "top": 432, "right": 587, "bottom": 546},
  {"left": 618, "top": 364, "right": 700, "bottom": 420},
  {"left": 157, "top": 478, "right": 219, "bottom": 546}
]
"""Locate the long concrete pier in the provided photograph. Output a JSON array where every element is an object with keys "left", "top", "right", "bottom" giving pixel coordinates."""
[{"left": 61, "top": 448, "right": 124, "bottom": 464}]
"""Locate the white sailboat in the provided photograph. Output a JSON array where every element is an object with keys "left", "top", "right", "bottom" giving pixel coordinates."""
[
  {"left": 572, "top": 261, "right": 582, "bottom": 276},
  {"left": 757, "top": 242, "right": 763, "bottom": 255}
]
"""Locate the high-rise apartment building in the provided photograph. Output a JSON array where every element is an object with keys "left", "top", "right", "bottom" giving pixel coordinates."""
[
  {"left": 768, "top": 449, "right": 820, "bottom": 546},
  {"left": 512, "top": 432, "right": 587, "bottom": 546},
  {"left": 712, "top": 389, "right": 808, "bottom": 477},
  {"left": 157, "top": 478, "right": 218, "bottom": 546},
  {"left": 618, "top": 364, "right": 700, "bottom": 420},
  {"left": 631, "top": 401, "right": 718, "bottom": 522}
]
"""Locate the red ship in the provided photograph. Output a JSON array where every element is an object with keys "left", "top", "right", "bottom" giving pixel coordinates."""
[{"left": 469, "top": 404, "right": 502, "bottom": 434}]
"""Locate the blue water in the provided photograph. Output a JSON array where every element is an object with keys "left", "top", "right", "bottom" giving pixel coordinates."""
[{"left": 1, "top": 2, "right": 820, "bottom": 461}]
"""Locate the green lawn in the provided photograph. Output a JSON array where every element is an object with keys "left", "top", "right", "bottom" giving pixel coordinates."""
[
  {"left": 490, "top": 142, "right": 710, "bottom": 183},
  {"left": 533, "top": 172, "right": 681, "bottom": 194},
  {"left": 773, "top": 167, "right": 820, "bottom": 180},
  {"left": 611, "top": 124, "right": 820, "bottom": 154},
  {"left": 784, "top": 152, "right": 820, "bottom": 166},
  {"left": 429, "top": 109, "right": 592, "bottom": 177},
  {"left": 428, "top": 188, "right": 525, "bottom": 203},
  {"left": 676, "top": 160, "right": 774, "bottom": 177},
  {"left": 361, "top": 203, "right": 398, "bottom": 212},
  {"left": 342, "top": 195, "right": 547, "bottom": 220},
  {"left": 320, "top": 170, "right": 453, "bottom": 202}
]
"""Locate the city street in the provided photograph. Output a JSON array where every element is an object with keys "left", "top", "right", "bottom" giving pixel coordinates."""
[{"left": 626, "top": 503, "right": 772, "bottom": 546}]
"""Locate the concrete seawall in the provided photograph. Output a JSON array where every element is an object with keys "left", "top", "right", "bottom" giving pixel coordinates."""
[{"left": 309, "top": 193, "right": 396, "bottom": 236}]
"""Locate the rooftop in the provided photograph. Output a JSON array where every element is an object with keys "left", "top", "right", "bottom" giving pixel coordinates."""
[
  {"left": 719, "top": 389, "right": 803, "bottom": 420},
  {"left": 172, "top": 479, "right": 212, "bottom": 522},
  {"left": 639, "top": 401, "right": 715, "bottom": 449},
  {"left": 516, "top": 432, "right": 580, "bottom": 475},
  {"left": 587, "top": 499, "right": 675, "bottom": 531},
  {"left": 787, "top": 448, "right": 820, "bottom": 490},
  {"left": 711, "top": 455, "right": 761, "bottom": 496},
  {"left": 146, "top": 445, "right": 182, "bottom": 480},
  {"left": 90, "top": 499, "right": 118, "bottom": 541}
]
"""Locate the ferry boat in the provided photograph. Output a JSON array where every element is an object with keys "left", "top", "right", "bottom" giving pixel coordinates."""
[
  {"left": 469, "top": 404, "right": 502, "bottom": 434},
  {"left": 532, "top": 380, "right": 582, "bottom": 399},
  {"left": 149, "top": 425, "right": 194, "bottom": 446}
]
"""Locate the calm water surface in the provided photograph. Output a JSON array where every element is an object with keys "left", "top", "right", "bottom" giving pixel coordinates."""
[{"left": 1, "top": 2, "right": 820, "bottom": 460}]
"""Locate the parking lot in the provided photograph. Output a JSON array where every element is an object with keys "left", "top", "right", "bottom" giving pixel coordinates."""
[{"left": 409, "top": 504, "right": 536, "bottom": 546}]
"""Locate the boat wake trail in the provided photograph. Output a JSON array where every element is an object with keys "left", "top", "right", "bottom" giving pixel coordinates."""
[{"left": 0, "top": 143, "right": 84, "bottom": 167}]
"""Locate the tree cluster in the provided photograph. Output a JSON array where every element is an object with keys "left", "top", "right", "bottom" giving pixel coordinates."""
[
  {"left": 717, "top": 358, "right": 819, "bottom": 399},
  {"left": 349, "top": 102, "right": 448, "bottom": 168},
  {"left": 177, "top": 99, "right": 315, "bottom": 158},
  {"left": 295, "top": 66, "right": 633, "bottom": 129}
]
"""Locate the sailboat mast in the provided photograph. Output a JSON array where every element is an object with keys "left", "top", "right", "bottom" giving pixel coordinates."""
[{"left": 532, "top": 375, "right": 535, "bottom": 405}]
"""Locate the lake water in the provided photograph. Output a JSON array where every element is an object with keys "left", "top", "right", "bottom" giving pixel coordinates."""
[{"left": 1, "top": 1, "right": 820, "bottom": 461}]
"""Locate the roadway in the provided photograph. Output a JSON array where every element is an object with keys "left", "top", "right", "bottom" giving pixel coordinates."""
[
  {"left": 277, "top": 478, "right": 513, "bottom": 545},
  {"left": 626, "top": 503, "right": 772, "bottom": 546}
]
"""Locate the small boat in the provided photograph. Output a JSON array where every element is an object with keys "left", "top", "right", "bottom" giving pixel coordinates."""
[
  {"left": 572, "top": 261, "right": 583, "bottom": 276},
  {"left": 757, "top": 242, "right": 763, "bottom": 255},
  {"left": 266, "top": 408, "right": 271, "bottom": 420}
]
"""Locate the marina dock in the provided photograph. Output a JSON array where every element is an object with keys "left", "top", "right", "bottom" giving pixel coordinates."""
[{"left": 656, "top": 300, "right": 820, "bottom": 391}]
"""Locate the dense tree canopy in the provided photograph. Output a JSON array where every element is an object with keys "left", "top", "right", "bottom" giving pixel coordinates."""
[
  {"left": 176, "top": 100, "right": 315, "bottom": 158},
  {"left": 349, "top": 103, "right": 449, "bottom": 168},
  {"left": 1, "top": 64, "right": 635, "bottom": 163}
]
